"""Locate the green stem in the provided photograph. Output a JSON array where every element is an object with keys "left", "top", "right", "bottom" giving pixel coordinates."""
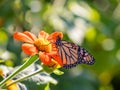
[
  {"left": 6, "top": 69, "right": 44, "bottom": 88},
  {"left": 0, "top": 55, "right": 39, "bottom": 87}
]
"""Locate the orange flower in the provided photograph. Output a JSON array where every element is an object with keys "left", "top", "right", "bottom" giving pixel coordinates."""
[{"left": 14, "top": 30, "right": 63, "bottom": 67}]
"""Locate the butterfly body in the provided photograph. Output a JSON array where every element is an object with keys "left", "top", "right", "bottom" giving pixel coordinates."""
[{"left": 55, "top": 36, "right": 95, "bottom": 69}]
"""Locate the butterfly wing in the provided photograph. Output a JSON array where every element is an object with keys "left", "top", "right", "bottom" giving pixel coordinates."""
[
  {"left": 77, "top": 46, "right": 95, "bottom": 65},
  {"left": 56, "top": 39, "right": 95, "bottom": 69}
]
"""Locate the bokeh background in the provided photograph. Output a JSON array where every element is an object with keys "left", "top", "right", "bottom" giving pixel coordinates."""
[{"left": 0, "top": 0, "right": 120, "bottom": 90}]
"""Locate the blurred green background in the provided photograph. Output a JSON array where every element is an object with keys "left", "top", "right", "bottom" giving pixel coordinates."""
[{"left": 0, "top": 0, "right": 120, "bottom": 90}]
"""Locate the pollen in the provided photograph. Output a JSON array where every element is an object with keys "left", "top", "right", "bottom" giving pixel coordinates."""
[{"left": 34, "top": 38, "right": 52, "bottom": 53}]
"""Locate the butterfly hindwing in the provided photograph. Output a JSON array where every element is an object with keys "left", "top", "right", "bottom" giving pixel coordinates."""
[{"left": 78, "top": 46, "right": 95, "bottom": 65}]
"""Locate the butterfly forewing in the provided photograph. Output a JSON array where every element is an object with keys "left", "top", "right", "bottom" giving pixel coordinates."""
[
  {"left": 58, "top": 41, "right": 79, "bottom": 67},
  {"left": 55, "top": 36, "right": 95, "bottom": 69}
]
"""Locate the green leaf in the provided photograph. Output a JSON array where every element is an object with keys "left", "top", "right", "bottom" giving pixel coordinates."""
[
  {"left": 42, "top": 64, "right": 54, "bottom": 73},
  {"left": 0, "top": 55, "right": 39, "bottom": 88}
]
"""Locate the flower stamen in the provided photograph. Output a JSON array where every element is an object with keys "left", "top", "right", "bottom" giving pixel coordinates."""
[{"left": 34, "top": 38, "right": 52, "bottom": 53}]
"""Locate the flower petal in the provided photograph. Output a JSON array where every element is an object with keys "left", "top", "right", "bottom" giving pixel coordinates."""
[
  {"left": 39, "top": 52, "right": 51, "bottom": 65},
  {"left": 52, "top": 55, "right": 63, "bottom": 66},
  {"left": 48, "top": 32, "right": 63, "bottom": 42},
  {"left": 14, "top": 32, "right": 34, "bottom": 43},
  {"left": 46, "top": 51, "right": 57, "bottom": 56},
  {"left": 23, "top": 31, "right": 37, "bottom": 41},
  {"left": 49, "top": 59, "right": 62, "bottom": 69},
  {"left": 38, "top": 30, "right": 49, "bottom": 39},
  {"left": 22, "top": 43, "right": 38, "bottom": 55}
]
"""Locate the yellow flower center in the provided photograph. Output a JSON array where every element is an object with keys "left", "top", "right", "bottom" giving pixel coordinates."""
[{"left": 34, "top": 38, "right": 52, "bottom": 53}]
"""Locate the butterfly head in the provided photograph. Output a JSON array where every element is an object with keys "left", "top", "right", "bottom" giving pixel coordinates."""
[{"left": 55, "top": 35, "right": 63, "bottom": 46}]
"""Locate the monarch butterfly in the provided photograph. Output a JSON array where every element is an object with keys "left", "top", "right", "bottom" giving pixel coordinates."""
[{"left": 55, "top": 36, "right": 95, "bottom": 69}]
